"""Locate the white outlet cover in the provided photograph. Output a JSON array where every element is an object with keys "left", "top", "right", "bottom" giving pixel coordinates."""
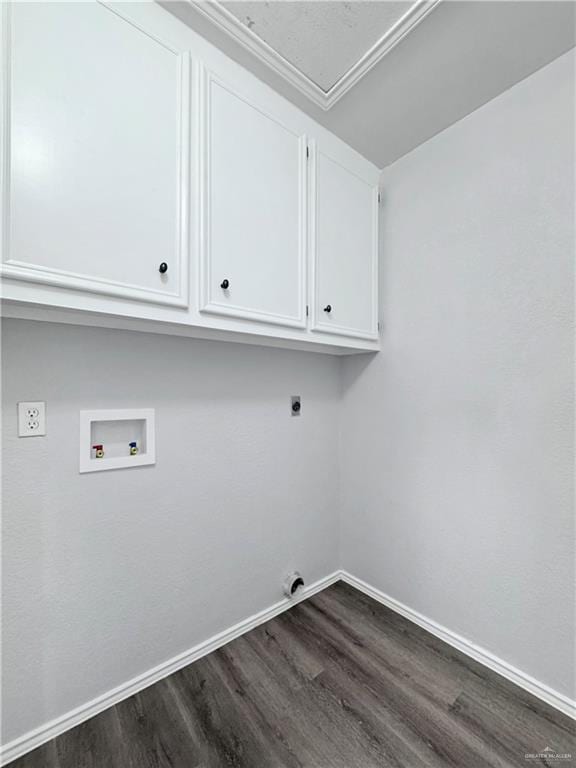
[{"left": 18, "top": 401, "right": 46, "bottom": 437}]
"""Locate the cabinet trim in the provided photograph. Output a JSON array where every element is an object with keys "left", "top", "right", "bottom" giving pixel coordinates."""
[
  {"left": 197, "top": 65, "right": 307, "bottom": 329},
  {"left": 0, "top": 3, "right": 191, "bottom": 308},
  {"left": 309, "top": 141, "right": 379, "bottom": 341}
]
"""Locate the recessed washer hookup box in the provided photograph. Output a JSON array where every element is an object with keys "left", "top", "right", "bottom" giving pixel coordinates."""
[{"left": 79, "top": 409, "right": 155, "bottom": 473}]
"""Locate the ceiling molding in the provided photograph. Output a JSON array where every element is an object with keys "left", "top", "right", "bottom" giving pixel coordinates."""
[{"left": 188, "top": 0, "right": 442, "bottom": 111}]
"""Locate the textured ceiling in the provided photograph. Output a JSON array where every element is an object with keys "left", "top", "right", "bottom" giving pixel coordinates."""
[
  {"left": 220, "top": 1, "right": 414, "bottom": 91},
  {"left": 164, "top": 1, "right": 576, "bottom": 168}
]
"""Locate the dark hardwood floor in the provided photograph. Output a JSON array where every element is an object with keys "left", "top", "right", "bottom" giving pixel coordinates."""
[{"left": 12, "top": 582, "right": 575, "bottom": 767}]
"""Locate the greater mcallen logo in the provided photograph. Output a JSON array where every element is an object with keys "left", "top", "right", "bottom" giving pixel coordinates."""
[{"left": 525, "top": 746, "right": 572, "bottom": 762}]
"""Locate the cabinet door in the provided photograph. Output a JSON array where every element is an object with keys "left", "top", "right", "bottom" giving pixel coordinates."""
[
  {"left": 200, "top": 70, "right": 306, "bottom": 327},
  {"left": 1, "top": 2, "right": 189, "bottom": 306},
  {"left": 312, "top": 146, "right": 378, "bottom": 339}
]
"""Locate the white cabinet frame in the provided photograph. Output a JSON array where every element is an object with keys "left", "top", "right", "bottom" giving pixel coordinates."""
[
  {"left": 308, "top": 140, "right": 379, "bottom": 341},
  {"left": 197, "top": 64, "right": 308, "bottom": 329},
  {"left": 0, "top": 2, "right": 191, "bottom": 308},
  {"left": 0, "top": 1, "right": 380, "bottom": 355}
]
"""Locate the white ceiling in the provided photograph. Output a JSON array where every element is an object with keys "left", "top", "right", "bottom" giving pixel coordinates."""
[{"left": 163, "top": 1, "right": 576, "bottom": 168}]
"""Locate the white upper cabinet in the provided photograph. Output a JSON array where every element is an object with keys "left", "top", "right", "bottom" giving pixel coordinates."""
[
  {"left": 311, "top": 144, "right": 378, "bottom": 340},
  {"left": 1, "top": 2, "right": 190, "bottom": 306},
  {"left": 199, "top": 69, "right": 306, "bottom": 327},
  {"left": 1, "top": 2, "right": 380, "bottom": 354}
]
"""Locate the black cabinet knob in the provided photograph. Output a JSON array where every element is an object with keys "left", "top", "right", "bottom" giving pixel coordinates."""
[
  {"left": 158, "top": 262, "right": 168, "bottom": 274},
  {"left": 220, "top": 279, "right": 230, "bottom": 290},
  {"left": 323, "top": 304, "right": 332, "bottom": 313}
]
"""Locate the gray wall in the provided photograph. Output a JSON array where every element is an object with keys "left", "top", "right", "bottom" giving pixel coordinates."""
[
  {"left": 2, "top": 48, "right": 574, "bottom": 749},
  {"left": 1, "top": 321, "right": 341, "bottom": 742},
  {"left": 340, "top": 49, "right": 575, "bottom": 699}
]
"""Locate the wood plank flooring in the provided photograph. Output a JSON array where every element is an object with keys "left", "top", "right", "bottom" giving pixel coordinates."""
[{"left": 11, "top": 582, "right": 575, "bottom": 767}]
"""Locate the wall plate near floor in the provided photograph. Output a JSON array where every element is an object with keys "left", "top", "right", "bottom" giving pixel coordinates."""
[{"left": 79, "top": 409, "right": 155, "bottom": 473}]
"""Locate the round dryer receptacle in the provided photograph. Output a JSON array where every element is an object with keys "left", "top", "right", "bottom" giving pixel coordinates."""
[{"left": 283, "top": 572, "right": 305, "bottom": 599}]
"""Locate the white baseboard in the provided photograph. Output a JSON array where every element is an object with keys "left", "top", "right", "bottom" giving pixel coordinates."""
[
  {"left": 0, "top": 571, "right": 341, "bottom": 766},
  {"left": 340, "top": 570, "right": 576, "bottom": 721},
  {"left": 3, "top": 569, "right": 573, "bottom": 765}
]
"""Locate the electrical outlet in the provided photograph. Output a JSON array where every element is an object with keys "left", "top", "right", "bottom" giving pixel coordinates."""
[{"left": 18, "top": 401, "right": 46, "bottom": 437}]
